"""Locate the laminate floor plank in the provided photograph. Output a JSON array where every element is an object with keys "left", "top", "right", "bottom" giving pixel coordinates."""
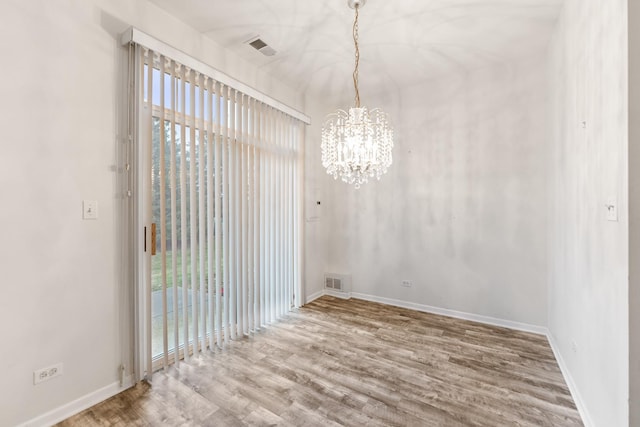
[{"left": 58, "top": 296, "right": 582, "bottom": 426}]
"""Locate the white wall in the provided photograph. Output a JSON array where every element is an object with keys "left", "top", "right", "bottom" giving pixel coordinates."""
[
  {"left": 0, "top": 1, "right": 302, "bottom": 425},
  {"left": 548, "top": 0, "right": 629, "bottom": 425},
  {"left": 302, "top": 98, "right": 330, "bottom": 302},
  {"left": 319, "top": 54, "right": 549, "bottom": 327}
]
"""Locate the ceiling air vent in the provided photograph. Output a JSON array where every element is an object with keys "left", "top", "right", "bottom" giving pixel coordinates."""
[{"left": 246, "top": 36, "right": 276, "bottom": 57}]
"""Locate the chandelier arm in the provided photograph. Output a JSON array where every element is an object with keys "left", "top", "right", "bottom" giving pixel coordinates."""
[{"left": 352, "top": 6, "right": 360, "bottom": 108}]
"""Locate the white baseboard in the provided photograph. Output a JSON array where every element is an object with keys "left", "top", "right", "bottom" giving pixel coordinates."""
[
  {"left": 324, "top": 289, "right": 351, "bottom": 300},
  {"left": 546, "top": 332, "right": 594, "bottom": 427},
  {"left": 305, "top": 290, "right": 324, "bottom": 304},
  {"left": 350, "top": 292, "right": 548, "bottom": 336},
  {"left": 19, "top": 375, "right": 134, "bottom": 427}
]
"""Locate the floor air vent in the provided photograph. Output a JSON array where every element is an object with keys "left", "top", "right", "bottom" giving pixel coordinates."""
[
  {"left": 324, "top": 273, "right": 351, "bottom": 299},
  {"left": 325, "top": 276, "right": 343, "bottom": 291}
]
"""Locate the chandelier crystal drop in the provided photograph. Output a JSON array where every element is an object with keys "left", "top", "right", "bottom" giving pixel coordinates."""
[{"left": 321, "top": 0, "right": 394, "bottom": 189}]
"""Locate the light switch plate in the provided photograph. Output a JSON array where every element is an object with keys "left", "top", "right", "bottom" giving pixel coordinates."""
[
  {"left": 606, "top": 199, "right": 618, "bottom": 222},
  {"left": 305, "top": 187, "right": 321, "bottom": 222},
  {"left": 83, "top": 200, "right": 98, "bottom": 220}
]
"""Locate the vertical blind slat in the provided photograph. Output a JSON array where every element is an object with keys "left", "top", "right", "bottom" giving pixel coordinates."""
[
  {"left": 189, "top": 69, "right": 199, "bottom": 354},
  {"left": 242, "top": 95, "right": 249, "bottom": 335},
  {"left": 283, "top": 117, "right": 288, "bottom": 313},
  {"left": 169, "top": 60, "right": 179, "bottom": 366},
  {"left": 273, "top": 110, "right": 279, "bottom": 319},
  {"left": 229, "top": 89, "right": 237, "bottom": 340},
  {"left": 214, "top": 81, "right": 223, "bottom": 348},
  {"left": 264, "top": 107, "right": 271, "bottom": 324},
  {"left": 279, "top": 113, "right": 285, "bottom": 317},
  {"left": 198, "top": 73, "right": 207, "bottom": 353},
  {"left": 247, "top": 97, "right": 254, "bottom": 332},
  {"left": 289, "top": 121, "right": 294, "bottom": 307},
  {"left": 253, "top": 99, "right": 261, "bottom": 330},
  {"left": 258, "top": 101, "right": 265, "bottom": 328},
  {"left": 270, "top": 107, "right": 276, "bottom": 324},
  {"left": 159, "top": 55, "right": 169, "bottom": 369},
  {"left": 296, "top": 123, "right": 304, "bottom": 307},
  {"left": 180, "top": 64, "right": 190, "bottom": 362},
  {"left": 207, "top": 77, "right": 215, "bottom": 351},
  {"left": 221, "top": 84, "right": 230, "bottom": 345},
  {"left": 285, "top": 115, "right": 290, "bottom": 313},
  {"left": 236, "top": 94, "right": 243, "bottom": 337}
]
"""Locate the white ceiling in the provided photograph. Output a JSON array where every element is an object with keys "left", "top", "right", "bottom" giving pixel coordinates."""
[{"left": 149, "top": 0, "right": 563, "bottom": 106}]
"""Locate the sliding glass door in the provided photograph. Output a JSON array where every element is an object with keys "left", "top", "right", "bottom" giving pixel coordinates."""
[{"left": 132, "top": 44, "right": 305, "bottom": 378}]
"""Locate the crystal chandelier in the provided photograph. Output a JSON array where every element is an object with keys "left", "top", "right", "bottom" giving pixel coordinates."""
[{"left": 321, "top": 0, "right": 394, "bottom": 189}]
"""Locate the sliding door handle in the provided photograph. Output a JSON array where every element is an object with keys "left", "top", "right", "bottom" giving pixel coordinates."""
[{"left": 151, "top": 223, "right": 157, "bottom": 256}]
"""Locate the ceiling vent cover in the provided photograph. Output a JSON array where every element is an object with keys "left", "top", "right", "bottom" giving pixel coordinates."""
[{"left": 246, "top": 36, "right": 276, "bottom": 57}]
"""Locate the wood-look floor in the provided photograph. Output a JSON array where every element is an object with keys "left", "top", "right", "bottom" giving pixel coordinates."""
[{"left": 58, "top": 296, "right": 583, "bottom": 426}]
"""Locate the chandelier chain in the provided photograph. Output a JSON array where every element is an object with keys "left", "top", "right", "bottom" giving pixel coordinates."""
[{"left": 353, "top": 6, "right": 360, "bottom": 108}]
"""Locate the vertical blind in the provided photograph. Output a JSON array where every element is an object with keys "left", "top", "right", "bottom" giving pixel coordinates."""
[{"left": 133, "top": 44, "right": 305, "bottom": 377}]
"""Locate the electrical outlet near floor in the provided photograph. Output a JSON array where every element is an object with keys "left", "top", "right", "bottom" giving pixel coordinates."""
[
  {"left": 571, "top": 340, "right": 578, "bottom": 354},
  {"left": 34, "top": 363, "right": 63, "bottom": 385},
  {"left": 401, "top": 280, "right": 412, "bottom": 287}
]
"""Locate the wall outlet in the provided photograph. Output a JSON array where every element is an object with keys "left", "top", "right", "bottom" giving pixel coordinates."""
[
  {"left": 34, "top": 363, "right": 63, "bottom": 385},
  {"left": 571, "top": 340, "right": 578, "bottom": 354},
  {"left": 401, "top": 280, "right": 412, "bottom": 287}
]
